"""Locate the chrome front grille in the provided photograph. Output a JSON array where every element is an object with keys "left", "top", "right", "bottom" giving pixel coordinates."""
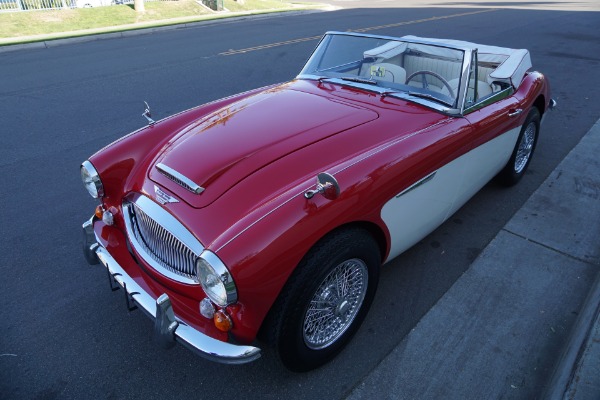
[{"left": 123, "top": 194, "right": 204, "bottom": 284}]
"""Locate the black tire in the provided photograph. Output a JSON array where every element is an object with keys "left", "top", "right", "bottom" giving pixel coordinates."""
[
  {"left": 264, "top": 228, "right": 380, "bottom": 372},
  {"left": 497, "top": 108, "right": 540, "bottom": 186}
]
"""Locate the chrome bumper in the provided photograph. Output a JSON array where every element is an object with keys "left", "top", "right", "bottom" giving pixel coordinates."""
[{"left": 82, "top": 218, "right": 261, "bottom": 365}]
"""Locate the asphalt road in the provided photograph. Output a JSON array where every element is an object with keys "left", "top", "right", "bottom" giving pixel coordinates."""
[{"left": 1, "top": 3, "right": 599, "bottom": 399}]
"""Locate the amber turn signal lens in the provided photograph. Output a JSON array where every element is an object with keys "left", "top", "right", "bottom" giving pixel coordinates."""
[
  {"left": 213, "top": 310, "right": 232, "bottom": 332},
  {"left": 95, "top": 205, "right": 104, "bottom": 219}
]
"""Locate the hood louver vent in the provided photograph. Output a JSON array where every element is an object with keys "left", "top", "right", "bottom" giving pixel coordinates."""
[{"left": 156, "top": 163, "right": 205, "bottom": 194}]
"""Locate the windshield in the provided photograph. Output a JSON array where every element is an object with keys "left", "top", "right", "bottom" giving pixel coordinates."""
[{"left": 299, "top": 33, "right": 467, "bottom": 109}]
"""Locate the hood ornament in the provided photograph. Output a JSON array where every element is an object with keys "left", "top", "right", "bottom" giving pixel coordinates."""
[{"left": 143, "top": 101, "right": 155, "bottom": 126}]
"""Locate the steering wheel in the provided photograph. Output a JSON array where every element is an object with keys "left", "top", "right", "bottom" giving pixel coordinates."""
[{"left": 405, "top": 70, "right": 455, "bottom": 99}]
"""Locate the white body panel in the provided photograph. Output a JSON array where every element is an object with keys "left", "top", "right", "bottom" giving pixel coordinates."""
[
  {"left": 450, "top": 126, "right": 520, "bottom": 216},
  {"left": 381, "top": 126, "right": 521, "bottom": 262}
]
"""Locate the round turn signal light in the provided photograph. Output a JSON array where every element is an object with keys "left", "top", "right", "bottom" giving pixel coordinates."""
[{"left": 213, "top": 310, "right": 232, "bottom": 332}]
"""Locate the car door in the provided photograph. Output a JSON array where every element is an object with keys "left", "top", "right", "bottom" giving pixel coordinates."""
[
  {"left": 380, "top": 116, "right": 474, "bottom": 261},
  {"left": 450, "top": 60, "right": 525, "bottom": 213}
]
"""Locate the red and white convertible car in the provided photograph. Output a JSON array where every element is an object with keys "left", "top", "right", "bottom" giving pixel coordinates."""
[{"left": 82, "top": 32, "right": 555, "bottom": 371}]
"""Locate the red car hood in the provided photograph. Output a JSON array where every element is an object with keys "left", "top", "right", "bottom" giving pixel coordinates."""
[{"left": 149, "top": 84, "right": 379, "bottom": 208}]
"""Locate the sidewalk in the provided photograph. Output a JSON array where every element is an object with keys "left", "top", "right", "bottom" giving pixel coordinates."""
[{"left": 347, "top": 118, "right": 600, "bottom": 399}]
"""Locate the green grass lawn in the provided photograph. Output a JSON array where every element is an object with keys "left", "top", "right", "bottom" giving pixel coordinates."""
[{"left": 0, "top": 0, "right": 323, "bottom": 44}]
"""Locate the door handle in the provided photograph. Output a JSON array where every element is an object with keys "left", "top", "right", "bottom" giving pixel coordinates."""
[{"left": 508, "top": 108, "right": 523, "bottom": 117}]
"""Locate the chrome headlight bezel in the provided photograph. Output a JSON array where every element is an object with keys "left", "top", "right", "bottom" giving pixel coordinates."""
[
  {"left": 196, "top": 251, "right": 238, "bottom": 307},
  {"left": 81, "top": 160, "right": 104, "bottom": 199}
]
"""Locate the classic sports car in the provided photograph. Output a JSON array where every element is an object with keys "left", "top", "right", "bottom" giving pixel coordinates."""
[{"left": 82, "top": 32, "right": 555, "bottom": 371}]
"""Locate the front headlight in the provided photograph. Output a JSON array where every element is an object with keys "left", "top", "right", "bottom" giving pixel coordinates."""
[
  {"left": 80, "top": 160, "right": 104, "bottom": 199},
  {"left": 196, "top": 251, "right": 237, "bottom": 307}
]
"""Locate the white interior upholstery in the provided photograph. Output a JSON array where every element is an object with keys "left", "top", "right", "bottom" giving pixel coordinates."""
[
  {"left": 359, "top": 36, "right": 530, "bottom": 104},
  {"left": 401, "top": 35, "right": 532, "bottom": 88},
  {"left": 474, "top": 80, "right": 493, "bottom": 98},
  {"left": 401, "top": 54, "right": 500, "bottom": 100},
  {"left": 442, "top": 79, "right": 493, "bottom": 101},
  {"left": 404, "top": 56, "right": 462, "bottom": 84}
]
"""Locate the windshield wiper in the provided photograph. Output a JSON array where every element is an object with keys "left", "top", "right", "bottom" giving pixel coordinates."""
[
  {"left": 380, "top": 90, "right": 403, "bottom": 98},
  {"left": 340, "top": 77, "right": 379, "bottom": 86},
  {"left": 407, "top": 91, "right": 451, "bottom": 106}
]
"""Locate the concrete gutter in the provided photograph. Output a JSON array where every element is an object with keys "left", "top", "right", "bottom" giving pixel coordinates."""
[
  {"left": 347, "top": 117, "right": 600, "bottom": 399},
  {"left": 545, "top": 272, "right": 600, "bottom": 399}
]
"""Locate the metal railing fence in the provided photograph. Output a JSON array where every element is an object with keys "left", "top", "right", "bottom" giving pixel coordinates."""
[{"left": 0, "top": 0, "right": 182, "bottom": 12}]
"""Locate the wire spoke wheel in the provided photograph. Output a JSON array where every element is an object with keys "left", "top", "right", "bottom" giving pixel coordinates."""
[
  {"left": 497, "top": 108, "right": 540, "bottom": 186},
  {"left": 514, "top": 121, "right": 537, "bottom": 173},
  {"left": 266, "top": 228, "right": 379, "bottom": 371},
  {"left": 303, "top": 258, "right": 368, "bottom": 350}
]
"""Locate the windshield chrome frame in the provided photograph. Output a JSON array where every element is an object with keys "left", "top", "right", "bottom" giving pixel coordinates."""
[{"left": 297, "top": 31, "right": 474, "bottom": 116}]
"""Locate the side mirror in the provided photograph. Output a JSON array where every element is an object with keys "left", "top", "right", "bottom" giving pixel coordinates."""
[{"left": 304, "top": 172, "right": 340, "bottom": 200}]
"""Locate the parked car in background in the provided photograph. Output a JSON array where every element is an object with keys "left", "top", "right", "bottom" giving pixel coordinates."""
[
  {"left": 81, "top": 31, "right": 555, "bottom": 371},
  {"left": 74, "top": 0, "right": 111, "bottom": 8}
]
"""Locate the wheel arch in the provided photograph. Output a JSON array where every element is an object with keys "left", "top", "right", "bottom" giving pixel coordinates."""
[
  {"left": 256, "top": 219, "right": 388, "bottom": 344},
  {"left": 294, "top": 219, "right": 389, "bottom": 267},
  {"left": 327, "top": 220, "right": 388, "bottom": 264},
  {"left": 533, "top": 94, "right": 546, "bottom": 118}
]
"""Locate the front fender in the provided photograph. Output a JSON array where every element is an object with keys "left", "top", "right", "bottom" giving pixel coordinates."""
[{"left": 212, "top": 166, "right": 389, "bottom": 343}]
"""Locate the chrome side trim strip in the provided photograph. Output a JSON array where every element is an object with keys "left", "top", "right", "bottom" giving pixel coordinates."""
[
  {"left": 335, "top": 119, "right": 451, "bottom": 176},
  {"left": 396, "top": 171, "right": 437, "bottom": 198},
  {"left": 156, "top": 163, "right": 205, "bottom": 194},
  {"left": 95, "top": 245, "right": 261, "bottom": 364}
]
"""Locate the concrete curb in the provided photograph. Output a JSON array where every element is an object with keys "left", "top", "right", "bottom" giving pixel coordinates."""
[
  {"left": 545, "top": 273, "right": 600, "bottom": 399},
  {"left": 0, "top": 9, "right": 329, "bottom": 54}
]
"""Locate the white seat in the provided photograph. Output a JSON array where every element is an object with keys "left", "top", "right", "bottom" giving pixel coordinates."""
[
  {"left": 442, "top": 79, "right": 493, "bottom": 102},
  {"left": 475, "top": 80, "right": 493, "bottom": 98},
  {"left": 401, "top": 35, "right": 532, "bottom": 89}
]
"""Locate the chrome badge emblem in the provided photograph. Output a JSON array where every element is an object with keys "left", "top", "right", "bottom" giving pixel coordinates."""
[{"left": 154, "top": 185, "right": 179, "bottom": 205}]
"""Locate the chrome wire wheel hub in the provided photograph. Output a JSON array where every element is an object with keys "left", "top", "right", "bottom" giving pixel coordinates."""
[
  {"left": 515, "top": 122, "right": 536, "bottom": 173},
  {"left": 303, "top": 258, "right": 368, "bottom": 350}
]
